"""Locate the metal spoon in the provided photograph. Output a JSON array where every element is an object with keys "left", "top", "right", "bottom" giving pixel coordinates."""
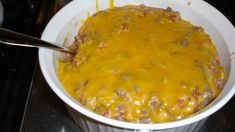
[{"left": 0, "top": 27, "right": 75, "bottom": 54}]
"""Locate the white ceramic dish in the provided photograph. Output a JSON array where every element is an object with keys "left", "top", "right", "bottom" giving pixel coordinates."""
[{"left": 39, "top": 0, "right": 235, "bottom": 131}]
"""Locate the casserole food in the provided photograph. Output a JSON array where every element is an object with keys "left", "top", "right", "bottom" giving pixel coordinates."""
[
  {"left": 39, "top": 0, "right": 235, "bottom": 131},
  {"left": 58, "top": 5, "right": 224, "bottom": 123}
]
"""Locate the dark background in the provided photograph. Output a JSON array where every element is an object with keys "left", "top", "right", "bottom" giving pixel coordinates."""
[
  {"left": 0, "top": 0, "right": 234, "bottom": 132},
  {"left": 0, "top": 0, "right": 58, "bottom": 131}
]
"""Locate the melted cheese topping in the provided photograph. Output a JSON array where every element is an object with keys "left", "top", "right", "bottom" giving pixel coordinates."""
[{"left": 57, "top": 5, "right": 224, "bottom": 123}]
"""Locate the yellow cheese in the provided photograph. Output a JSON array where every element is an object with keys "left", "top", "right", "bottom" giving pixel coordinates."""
[{"left": 58, "top": 5, "right": 224, "bottom": 123}]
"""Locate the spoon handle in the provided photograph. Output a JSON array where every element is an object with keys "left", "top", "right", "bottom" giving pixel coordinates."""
[{"left": 0, "top": 27, "right": 73, "bottom": 53}]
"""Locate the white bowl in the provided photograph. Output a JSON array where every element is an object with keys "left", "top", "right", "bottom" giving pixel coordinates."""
[{"left": 39, "top": 0, "right": 235, "bottom": 131}]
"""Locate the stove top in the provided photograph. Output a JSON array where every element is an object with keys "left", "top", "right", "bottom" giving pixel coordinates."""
[
  {"left": 0, "top": 0, "right": 42, "bottom": 131},
  {"left": 0, "top": 45, "right": 37, "bottom": 132},
  {"left": 0, "top": 0, "right": 235, "bottom": 132}
]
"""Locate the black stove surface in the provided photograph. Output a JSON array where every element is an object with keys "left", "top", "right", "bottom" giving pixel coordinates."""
[
  {"left": 0, "top": 0, "right": 235, "bottom": 132},
  {"left": 0, "top": 45, "right": 37, "bottom": 132},
  {"left": 0, "top": 0, "right": 42, "bottom": 131}
]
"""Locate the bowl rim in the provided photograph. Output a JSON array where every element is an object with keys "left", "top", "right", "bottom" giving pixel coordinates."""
[{"left": 39, "top": 0, "right": 235, "bottom": 130}]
